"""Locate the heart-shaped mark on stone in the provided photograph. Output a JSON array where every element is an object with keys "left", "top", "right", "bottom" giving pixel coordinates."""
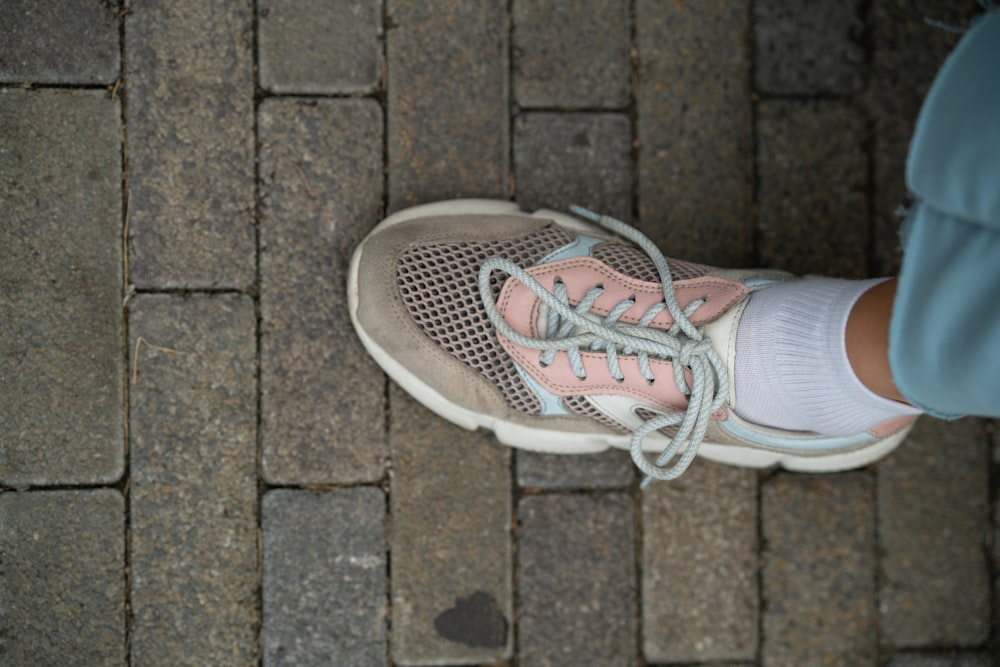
[{"left": 433, "top": 590, "right": 508, "bottom": 648}]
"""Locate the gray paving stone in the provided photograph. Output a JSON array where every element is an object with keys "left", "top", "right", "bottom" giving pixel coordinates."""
[
  {"left": 518, "top": 493, "right": 635, "bottom": 667},
  {"left": 886, "top": 651, "right": 992, "bottom": 667},
  {"left": 386, "top": 0, "right": 508, "bottom": 211},
  {"left": 388, "top": 383, "right": 512, "bottom": 665},
  {"left": 0, "top": 489, "right": 125, "bottom": 666},
  {"left": 878, "top": 418, "right": 990, "bottom": 648},
  {"left": 514, "top": 112, "right": 632, "bottom": 223},
  {"left": 636, "top": 0, "right": 753, "bottom": 266},
  {"left": 124, "top": 2, "right": 255, "bottom": 289},
  {"left": 129, "top": 294, "right": 258, "bottom": 666},
  {"left": 263, "top": 488, "right": 387, "bottom": 667},
  {"left": 516, "top": 449, "right": 634, "bottom": 490},
  {"left": 0, "top": 0, "right": 119, "bottom": 84},
  {"left": 258, "top": 0, "right": 381, "bottom": 94},
  {"left": 762, "top": 472, "right": 876, "bottom": 667},
  {"left": 867, "top": 1, "right": 974, "bottom": 274},
  {"left": 756, "top": 100, "right": 868, "bottom": 277},
  {"left": 754, "top": 0, "right": 865, "bottom": 95},
  {"left": 0, "top": 89, "right": 123, "bottom": 486},
  {"left": 642, "top": 462, "right": 758, "bottom": 663},
  {"left": 258, "top": 98, "right": 387, "bottom": 485},
  {"left": 512, "top": 0, "right": 630, "bottom": 109}
]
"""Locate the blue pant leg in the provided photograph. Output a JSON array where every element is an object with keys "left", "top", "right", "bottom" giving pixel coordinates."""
[{"left": 889, "top": 10, "right": 1000, "bottom": 418}]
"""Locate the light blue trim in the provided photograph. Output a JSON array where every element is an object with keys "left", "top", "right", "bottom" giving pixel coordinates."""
[
  {"left": 718, "top": 414, "right": 878, "bottom": 452},
  {"left": 537, "top": 234, "right": 605, "bottom": 265},
  {"left": 513, "top": 362, "right": 570, "bottom": 416},
  {"left": 743, "top": 277, "right": 783, "bottom": 289}
]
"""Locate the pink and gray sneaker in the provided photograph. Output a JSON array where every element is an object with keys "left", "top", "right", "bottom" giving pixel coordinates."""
[{"left": 348, "top": 200, "right": 915, "bottom": 484}]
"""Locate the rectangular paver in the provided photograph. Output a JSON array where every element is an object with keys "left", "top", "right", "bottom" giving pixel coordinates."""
[
  {"left": 887, "top": 651, "right": 992, "bottom": 667},
  {"left": 258, "top": 98, "right": 387, "bottom": 484},
  {"left": 263, "top": 488, "right": 387, "bottom": 666},
  {"left": 258, "top": 0, "right": 381, "bottom": 94},
  {"left": 389, "top": 383, "right": 512, "bottom": 665},
  {"left": 0, "top": 0, "right": 119, "bottom": 84},
  {"left": 516, "top": 450, "right": 634, "bottom": 490},
  {"left": 0, "top": 89, "right": 123, "bottom": 486},
  {"left": 756, "top": 100, "right": 868, "bottom": 277},
  {"left": 878, "top": 418, "right": 990, "bottom": 648},
  {"left": 754, "top": 0, "right": 865, "bottom": 94},
  {"left": 636, "top": 0, "right": 753, "bottom": 266},
  {"left": 514, "top": 112, "right": 632, "bottom": 222},
  {"left": 0, "top": 489, "right": 125, "bottom": 665},
  {"left": 386, "top": 0, "right": 508, "bottom": 211},
  {"left": 512, "top": 0, "right": 631, "bottom": 109},
  {"left": 125, "top": 1, "right": 255, "bottom": 288},
  {"left": 129, "top": 294, "right": 258, "bottom": 666},
  {"left": 762, "top": 472, "right": 876, "bottom": 667},
  {"left": 642, "top": 462, "right": 758, "bottom": 663},
  {"left": 518, "top": 493, "right": 636, "bottom": 666}
]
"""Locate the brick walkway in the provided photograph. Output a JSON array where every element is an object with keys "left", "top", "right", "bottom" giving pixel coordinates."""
[{"left": 0, "top": 1, "right": 995, "bottom": 666}]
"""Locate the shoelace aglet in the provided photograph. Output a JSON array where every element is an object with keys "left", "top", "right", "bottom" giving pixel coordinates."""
[{"left": 640, "top": 474, "right": 654, "bottom": 490}]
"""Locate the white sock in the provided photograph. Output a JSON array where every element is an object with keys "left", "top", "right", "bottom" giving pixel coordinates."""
[{"left": 733, "top": 277, "right": 920, "bottom": 436}]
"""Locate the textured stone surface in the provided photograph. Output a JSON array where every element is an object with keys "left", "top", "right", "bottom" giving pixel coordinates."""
[
  {"left": 0, "top": 89, "right": 123, "bottom": 486},
  {"left": 756, "top": 100, "right": 868, "bottom": 277},
  {"left": 259, "top": 98, "right": 387, "bottom": 484},
  {"left": 886, "top": 652, "right": 993, "bottom": 667},
  {"left": 642, "top": 462, "right": 758, "bottom": 663},
  {"left": 258, "top": 0, "right": 381, "bottom": 93},
  {"left": 386, "top": 0, "right": 508, "bottom": 211},
  {"left": 878, "top": 418, "right": 990, "bottom": 648},
  {"left": 637, "top": 0, "right": 753, "bottom": 266},
  {"left": 125, "top": 1, "right": 255, "bottom": 288},
  {"left": 129, "top": 295, "right": 258, "bottom": 665},
  {"left": 762, "top": 472, "right": 876, "bottom": 667},
  {"left": 867, "top": 1, "right": 974, "bottom": 274},
  {"left": 262, "top": 488, "right": 387, "bottom": 666},
  {"left": 0, "top": 0, "right": 119, "bottom": 84},
  {"left": 514, "top": 112, "right": 632, "bottom": 222},
  {"left": 754, "top": 0, "right": 865, "bottom": 94},
  {"left": 518, "top": 493, "right": 635, "bottom": 667},
  {"left": 0, "top": 490, "right": 124, "bottom": 665},
  {"left": 516, "top": 450, "right": 634, "bottom": 490},
  {"left": 512, "top": 0, "right": 630, "bottom": 109},
  {"left": 388, "top": 383, "right": 512, "bottom": 665}
]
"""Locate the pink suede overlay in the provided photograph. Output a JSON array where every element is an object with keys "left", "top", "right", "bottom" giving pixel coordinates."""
[
  {"left": 866, "top": 413, "right": 919, "bottom": 438},
  {"left": 494, "top": 257, "right": 747, "bottom": 416}
]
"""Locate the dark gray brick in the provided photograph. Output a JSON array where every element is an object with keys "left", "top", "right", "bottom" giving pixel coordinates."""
[
  {"left": 0, "top": 490, "right": 125, "bottom": 666},
  {"left": 762, "top": 472, "right": 876, "bottom": 667},
  {"left": 636, "top": 0, "right": 753, "bottom": 266},
  {"left": 386, "top": 0, "right": 508, "bottom": 211},
  {"left": 512, "top": 0, "right": 630, "bottom": 109},
  {"left": 0, "top": 0, "right": 119, "bottom": 84},
  {"left": 263, "top": 488, "right": 387, "bottom": 667},
  {"left": 388, "top": 383, "right": 512, "bottom": 665},
  {"left": 867, "top": 1, "right": 975, "bottom": 274},
  {"left": 754, "top": 0, "right": 865, "bottom": 95},
  {"left": 129, "top": 294, "right": 258, "bottom": 666},
  {"left": 756, "top": 100, "right": 868, "bottom": 277},
  {"left": 886, "top": 651, "right": 993, "bottom": 667},
  {"left": 258, "top": 98, "right": 387, "bottom": 485},
  {"left": 124, "top": 2, "right": 255, "bottom": 289},
  {"left": 0, "top": 89, "right": 123, "bottom": 486},
  {"left": 258, "top": 0, "right": 381, "bottom": 94},
  {"left": 516, "top": 449, "right": 634, "bottom": 490},
  {"left": 518, "top": 493, "right": 635, "bottom": 667},
  {"left": 878, "top": 418, "right": 990, "bottom": 648},
  {"left": 642, "top": 462, "right": 757, "bottom": 663},
  {"left": 514, "top": 112, "right": 632, "bottom": 222}
]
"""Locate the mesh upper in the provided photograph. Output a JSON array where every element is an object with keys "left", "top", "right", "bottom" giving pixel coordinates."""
[{"left": 395, "top": 220, "right": 712, "bottom": 419}]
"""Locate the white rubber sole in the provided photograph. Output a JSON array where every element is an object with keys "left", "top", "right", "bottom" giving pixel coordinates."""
[{"left": 348, "top": 199, "right": 909, "bottom": 472}]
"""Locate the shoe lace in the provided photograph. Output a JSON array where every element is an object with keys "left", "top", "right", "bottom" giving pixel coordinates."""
[{"left": 478, "top": 206, "right": 729, "bottom": 486}]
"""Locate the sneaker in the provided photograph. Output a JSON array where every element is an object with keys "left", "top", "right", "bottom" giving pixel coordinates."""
[{"left": 348, "top": 200, "right": 915, "bottom": 483}]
